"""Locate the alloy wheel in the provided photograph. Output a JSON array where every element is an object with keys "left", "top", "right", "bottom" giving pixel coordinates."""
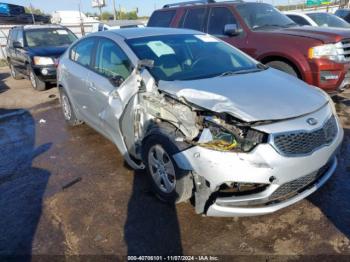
[
  {"left": 61, "top": 95, "right": 72, "bottom": 120},
  {"left": 29, "top": 71, "right": 37, "bottom": 88},
  {"left": 148, "top": 144, "right": 176, "bottom": 193}
]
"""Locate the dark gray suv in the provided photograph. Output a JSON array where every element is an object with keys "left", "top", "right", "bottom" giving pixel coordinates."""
[{"left": 6, "top": 25, "right": 77, "bottom": 91}]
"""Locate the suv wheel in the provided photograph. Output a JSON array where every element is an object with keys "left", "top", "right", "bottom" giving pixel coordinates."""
[
  {"left": 266, "top": 61, "right": 298, "bottom": 78},
  {"left": 59, "top": 88, "right": 83, "bottom": 126},
  {"left": 28, "top": 66, "right": 46, "bottom": 91},
  {"left": 142, "top": 128, "right": 193, "bottom": 204},
  {"left": 9, "top": 63, "right": 23, "bottom": 80}
]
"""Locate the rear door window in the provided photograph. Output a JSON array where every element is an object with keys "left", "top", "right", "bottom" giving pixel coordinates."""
[
  {"left": 70, "top": 38, "right": 96, "bottom": 68},
  {"left": 287, "top": 15, "right": 311, "bottom": 26},
  {"left": 207, "top": 7, "right": 238, "bottom": 35},
  {"left": 182, "top": 8, "right": 207, "bottom": 31},
  {"left": 148, "top": 10, "right": 176, "bottom": 27}
]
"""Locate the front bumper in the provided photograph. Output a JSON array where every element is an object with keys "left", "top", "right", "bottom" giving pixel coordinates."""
[
  {"left": 308, "top": 58, "right": 350, "bottom": 94},
  {"left": 32, "top": 65, "right": 57, "bottom": 83},
  {"left": 206, "top": 157, "right": 337, "bottom": 217},
  {"left": 173, "top": 105, "right": 344, "bottom": 217}
]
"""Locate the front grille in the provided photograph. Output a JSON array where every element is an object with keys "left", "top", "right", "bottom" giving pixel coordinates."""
[
  {"left": 272, "top": 115, "right": 337, "bottom": 156},
  {"left": 341, "top": 39, "right": 350, "bottom": 61},
  {"left": 269, "top": 161, "right": 331, "bottom": 201}
]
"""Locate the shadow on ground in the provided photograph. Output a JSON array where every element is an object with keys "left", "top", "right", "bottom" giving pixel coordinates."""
[
  {"left": 0, "top": 108, "right": 51, "bottom": 256},
  {"left": 309, "top": 127, "right": 350, "bottom": 240},
  {"left": 124, "top": 169, "right": 183, "bottom": 255},
  {"left": 0, "top": 72, "right": 10, "bottom": 94}
]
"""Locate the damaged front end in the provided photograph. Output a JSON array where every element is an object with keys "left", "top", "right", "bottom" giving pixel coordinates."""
[{"left": 129, "top": 80, "right": 269, "bottom": 214}]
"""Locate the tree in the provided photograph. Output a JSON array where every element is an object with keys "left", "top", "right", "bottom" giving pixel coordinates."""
[
  {"left": 101, "top": 11, "right": 113, "bottom": 20},
  {"left": 24, "top": 6, "right": 46, "bottom": 15}
]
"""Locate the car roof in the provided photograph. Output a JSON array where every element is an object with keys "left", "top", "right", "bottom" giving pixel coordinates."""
[
  {"left": 93, "top": 27, "right": 204, "bottom": 39},
  {"left": 15, "top": 25, "right": 66, "bottom": 31}
]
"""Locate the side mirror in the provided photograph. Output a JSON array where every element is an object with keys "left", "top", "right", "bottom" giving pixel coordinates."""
[
  {"left": 109, "top": 75, "right": 125, "bottom": 87},
  {"left": 137, "top": 59, "right": 154, "bottom": 71},
  {"left": 13, "top": 41, "right": 23, "bottom": 49},
  {"left": 224, "top": 24, "right": 241, "bottom": 36}
]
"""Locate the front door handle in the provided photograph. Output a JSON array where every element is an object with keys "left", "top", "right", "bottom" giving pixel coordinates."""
[{"left": 87, "top": 81, "right": 96, "bottom": 92}]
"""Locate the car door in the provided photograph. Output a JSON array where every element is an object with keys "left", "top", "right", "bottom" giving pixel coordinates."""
[
  {"left": 180, "top": 7, "right": 208, "bottom": 32},
  {"left": 66, "top": 37, "right": 97, "bottom": 125},
  {"left": 86, "top": 37, "right": 137, "bottom": 141},
  {"left": 206, "top": 6, "right": 247, "bottom": 52},
  {"left": 7, "top": 29, "right": 19, "bottom": 69},
  {"left": 14, "top": 29, "right": 27, "bottom": 73}
]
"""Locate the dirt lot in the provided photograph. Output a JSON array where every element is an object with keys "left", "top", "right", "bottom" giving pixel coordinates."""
[{"left": 0, "top": 67, "right": 350, "bottom": 259}]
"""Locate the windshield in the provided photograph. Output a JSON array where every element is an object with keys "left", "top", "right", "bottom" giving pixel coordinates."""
[
  {"left": 236, "top": 3, "right": 296, "bottom": 30},
  {"left": 127, "top": 34, "right": 259, "bottom": 81},
  {"left": 25, "top": 28, "right": 77, "bottom": 48},
  {"left": 307, "top": 13, "right": 350, "bottom": 28}
]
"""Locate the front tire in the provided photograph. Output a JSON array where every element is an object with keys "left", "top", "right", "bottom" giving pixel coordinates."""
[
  {"left": 28, "top": 65, "right": 46, "bottom": 91},
  {"left": 142, "top": 127, "right": 193, "bottom": 204},
  {"left": 59, "top": 88, "right": 83, "bottom": 126},
  {"left": 266, "top": 61, "right": 298, "bottom": 78}
]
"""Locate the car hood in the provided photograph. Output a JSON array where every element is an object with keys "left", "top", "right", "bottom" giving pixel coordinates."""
[
  {"left": 267, "top": 26, "right": 350, "bottom": 43},
  {"left": 157, "top": 68, "right": 329, "bottom": 122},
  {"left": 28, "top": 45, "right": 70, "bottom": 58}
]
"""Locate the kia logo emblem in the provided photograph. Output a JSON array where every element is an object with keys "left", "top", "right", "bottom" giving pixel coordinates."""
[{"left": 307, "top": 118, "right": 318, "bottom": 126}]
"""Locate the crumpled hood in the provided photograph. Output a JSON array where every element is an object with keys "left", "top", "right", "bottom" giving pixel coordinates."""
[
  {"left": 158, "top": 68, "right": 329, "bottom": 122},
  {"left": 268, "top": 26, "right": 350, "bottom": 43}
]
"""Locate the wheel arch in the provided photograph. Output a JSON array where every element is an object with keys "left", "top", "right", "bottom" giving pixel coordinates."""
[{"left": 260, "top": 55, "right": 304, "bottom": 80}]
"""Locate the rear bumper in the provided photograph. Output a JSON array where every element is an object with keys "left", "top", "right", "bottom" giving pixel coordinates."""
[{"left": 206, "top": 157, "right": 337, "bottom": 217}]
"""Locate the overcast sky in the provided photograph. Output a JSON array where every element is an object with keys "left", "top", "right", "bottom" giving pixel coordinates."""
[{"left": 6, "top": 0, "right": 304, "bottom": 16}]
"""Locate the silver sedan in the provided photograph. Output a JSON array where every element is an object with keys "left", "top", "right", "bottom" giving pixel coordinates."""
[{"left": 57, "top": 28, "right": 343, "bottom": 217}]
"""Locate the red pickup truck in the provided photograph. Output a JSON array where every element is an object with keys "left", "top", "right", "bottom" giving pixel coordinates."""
[{"left": 148, "top": 0, "right": 350, "bottom": 94}]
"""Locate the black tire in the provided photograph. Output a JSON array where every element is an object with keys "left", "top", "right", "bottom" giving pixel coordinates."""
[
  {"left": 9, "top": 62, "right": 23, "bottom": 80},
  {"left": 27, "top": 65, "right": 46, "bottom": 91},
  {"left": 59, "top": 88, "right": 83, "bottom": 126},
  {"left": 142, "top": 124, "right": 193, "bottom": 204},
  {"left": 266, "top": 61, "right": 298, "bottom": 78}
]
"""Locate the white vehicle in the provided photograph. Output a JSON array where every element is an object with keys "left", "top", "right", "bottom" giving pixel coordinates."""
[
  {"left": 51, "top": 11, "right": 99, "bottom": 25},
  {"left": 284, "top": 11, "right": 350, "bottom": 28},
  {"left": 91, "top": 22, "right": 144, "bottom": 33}
]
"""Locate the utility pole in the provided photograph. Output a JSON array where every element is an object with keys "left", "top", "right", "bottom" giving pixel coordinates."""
[
  {"left": 27, "top": 1, "right": 36, "bottom": 24},
  {"left": 78, "top": 1, "right": 85, "bottom": 36},
  {"left": 113, "top": 0, "right": 117, "bottom": 20}
]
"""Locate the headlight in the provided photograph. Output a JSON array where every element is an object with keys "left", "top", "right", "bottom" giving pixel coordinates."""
[
  {"left": 33, "top": 56, "right": 54, "bottom": 65},
  {"left": 308, "top": 43, "right": 346, "bottom": 63},
  {"left": 197, "top": 117, "right": 267, "bottom": 152}
]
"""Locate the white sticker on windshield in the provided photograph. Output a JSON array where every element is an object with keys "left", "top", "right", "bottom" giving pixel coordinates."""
[
  {"left": 56, "top": 30, "right": 68, "bottom": 35},
  {"left": 147, "top": 41, "right": 175, "bottom": 57},
  {"left": 195, "top": 34, "right": 219, "bottom": 42}
]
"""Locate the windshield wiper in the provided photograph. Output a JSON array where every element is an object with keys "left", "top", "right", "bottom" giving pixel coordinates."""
[
  {"left": 219, "top": 64, "right": 267, "bottom": 77},
  {"left": 252, "top": 24, "right": 284, "bottom": 30},
  {"left": 283, "top": 22, "right": 298, "bottom": 28}
]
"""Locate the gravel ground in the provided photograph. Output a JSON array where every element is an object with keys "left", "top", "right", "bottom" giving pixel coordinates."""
[{"left": 0, "top": 67, "right": 350, "bottom": 259}]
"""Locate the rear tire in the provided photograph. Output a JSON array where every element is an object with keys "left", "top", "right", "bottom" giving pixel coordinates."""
[
  {"left": 59, "top": 88, "right": 83, "bottom": 126},
  {"left": 266, "top": 61, "right": 298, "bottom": 78},
  {"left": 28, "top": 65, "right": 46, "bottom": 91},
  {"left": 9, "top": 62, "right": 23, "bottom": 80},
  {"left": 142, "top": 125, "right": 193, "bottom": 204}
]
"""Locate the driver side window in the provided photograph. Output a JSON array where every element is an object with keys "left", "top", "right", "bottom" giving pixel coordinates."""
[
  {"left": 208, "top": 7, "right": 238, "bottom": 36},
  {"left": 94, "top": 38, "right": 133, "bottom": 82}
]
